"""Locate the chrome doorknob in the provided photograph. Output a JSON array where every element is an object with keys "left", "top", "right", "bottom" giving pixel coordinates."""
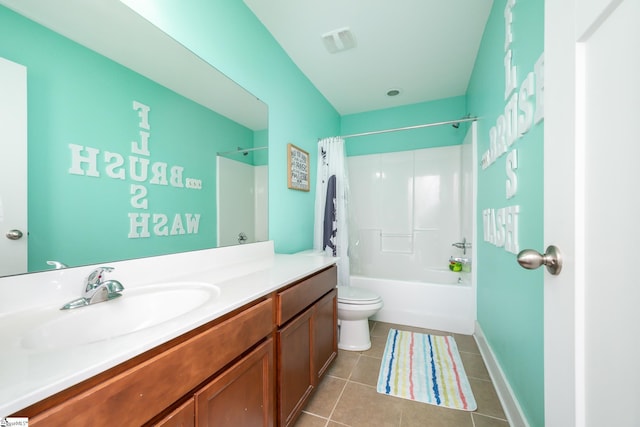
[
  {"left": 517, "top": 245, "right": 562, "bottom": 275},
  {"left": 5, "top": 229, "right": 23, "bottom": 240}
]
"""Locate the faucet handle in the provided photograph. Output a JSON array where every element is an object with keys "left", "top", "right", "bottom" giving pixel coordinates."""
[
  {"left": 85, "top": 266, "right": 115, "bottom": 290},
  {"left": 46, "top": 260, "right": 68, "bottom": 269}
]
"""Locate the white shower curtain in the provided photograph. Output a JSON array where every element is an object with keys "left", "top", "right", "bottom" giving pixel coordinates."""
[{"left": 314, "top": 137, "right": 351, "bottom": 287}]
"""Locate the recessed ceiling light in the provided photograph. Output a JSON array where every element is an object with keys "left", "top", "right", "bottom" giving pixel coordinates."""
[{"left": 387, "top": 89, "right": 401, "bottom": 97}]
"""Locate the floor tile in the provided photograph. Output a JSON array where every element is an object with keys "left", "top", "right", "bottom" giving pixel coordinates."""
[
  {"left": 327, "top": 350, "right": 360, "bottom": 379},
  {"left": 369, "top": 322, "right": 403, "bottom": 337},
  {"left": 453, "top": 333, "right": 480, "bottom": 354},
  {"left": 460, "top": 352, "right": 491, "bottom": 381},
  {"left": 350, "top": 355, "right": 382, "bottom": 387},
  {"left": 359, "top": 334, "right": 387, "bottom": 358},
  {"left": 304, "top": 376, "right": 347, "bottom": 418},
  {"left": 399, "top": 399, "right": 473, "bottom": 427},
  {"left": 472, "top": 413, "right": 510, "bottom": 427},
  {"left": 331, "top": 382, "right": 403, "bottom": 427},
  {"left": 294, "top": 412, "right": 328, "bottom": 427},
  {"left": 469, "top": 378, "right": 506, "bottom": 420}
]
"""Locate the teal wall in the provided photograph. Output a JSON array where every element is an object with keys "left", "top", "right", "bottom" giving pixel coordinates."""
[
  {"left": 219, "top": 129, "right": 268, "bottom": 166},
  {"left": 0, "top": 6, "right": 257, "bottom": 271},
  {"left": 124, "top": 0, "right": 341, "bottom": 254},
  {"left": 341, "top": 96, "right": 468, "bottom": 157},
  {"left": 253, "top": 129, "right": 269, "bottom": 166},
  {"left": 467, "top": 0, "right": 545, "bottom": 426}
]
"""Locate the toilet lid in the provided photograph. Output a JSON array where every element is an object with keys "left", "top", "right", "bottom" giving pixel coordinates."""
[{"left": 337, "top": 286, "right": 381, "bottom": 304}]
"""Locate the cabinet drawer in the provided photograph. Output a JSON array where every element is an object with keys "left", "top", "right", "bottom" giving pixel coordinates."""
[
  {"left": 28, "top": 298, "right": 274, "bottom": 427},
  {"left": 276, "top": 265, "right": 337, "bottom": 326}
]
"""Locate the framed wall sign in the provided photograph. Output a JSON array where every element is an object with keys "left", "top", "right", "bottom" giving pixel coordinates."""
[{"left": 287, "top": 143, "right": 310, "bottom": 191}]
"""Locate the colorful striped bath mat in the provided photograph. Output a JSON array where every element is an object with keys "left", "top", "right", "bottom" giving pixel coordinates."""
[{"left": 376, "top": 329, "right": 476, "bottom": 411}]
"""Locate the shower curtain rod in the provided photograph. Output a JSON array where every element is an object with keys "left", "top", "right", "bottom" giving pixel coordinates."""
[
  {"left": 216, "top": 146, "right": 268, "bottom": 156},
  {"left": 331, "top": 116, "right": 477, "bottom": 140}
]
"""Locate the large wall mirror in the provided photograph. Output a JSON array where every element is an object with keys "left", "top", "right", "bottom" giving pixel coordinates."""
[{"left": 0, "top": 0, "right": 268, "bottom": 277}]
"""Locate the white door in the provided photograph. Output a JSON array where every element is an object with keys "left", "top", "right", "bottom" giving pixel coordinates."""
[
  {"left": 544, "top": 0, "right": 640, "bottom": 425},
  {"left": 0, "top": 57, "right": 28, "bottom": 276}
]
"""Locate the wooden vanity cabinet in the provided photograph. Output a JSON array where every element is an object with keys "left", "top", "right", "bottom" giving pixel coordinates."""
[
  {"left": 22, "top": 298, "right": 274, "bottom": 427},
  {"left": 14, "top": 265, "right": 337, "bottom": 427},
  {"left": 276, "top": 266, "right": 338, "bottom": 427}
]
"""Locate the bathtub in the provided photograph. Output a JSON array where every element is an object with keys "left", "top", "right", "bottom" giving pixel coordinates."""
[{"left": 350, "top": 269, "right": 476, "bottom": 334}]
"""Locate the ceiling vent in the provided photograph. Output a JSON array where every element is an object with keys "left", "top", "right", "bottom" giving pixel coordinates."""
[{"left": 321, "top": 27, "right": 356, "bottom": 54}]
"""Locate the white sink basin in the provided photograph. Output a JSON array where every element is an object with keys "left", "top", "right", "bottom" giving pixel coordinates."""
[{"left": 21, "top": 282, "right": 220, "bottom": 351}]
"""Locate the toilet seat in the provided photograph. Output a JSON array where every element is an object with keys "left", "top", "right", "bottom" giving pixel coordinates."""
[{"left": 337, "top": 286, "right": 382, "bottom": 305}]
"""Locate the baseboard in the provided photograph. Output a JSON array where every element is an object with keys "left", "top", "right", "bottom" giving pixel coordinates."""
[{"left": 474, "top": 322, "right": 529, "bottom": 427}]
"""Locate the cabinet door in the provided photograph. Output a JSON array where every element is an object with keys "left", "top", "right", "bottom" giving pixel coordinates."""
[
  {"left": 196, "top": 338, "right": 274, "bottom": 427},
  {"left": 152, "top": 399, "right": 194, "bottom": 427},
  {"left": 277, "top": 309, "right": 313, "bottom": 427},
  {"left": 312, "top": 289, "right": 338, "bottom": 382}
]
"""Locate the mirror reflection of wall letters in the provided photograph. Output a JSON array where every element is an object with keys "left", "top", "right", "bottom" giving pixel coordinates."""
[{"left": 0, "top": 2, "right": 268, "bottom": 277}]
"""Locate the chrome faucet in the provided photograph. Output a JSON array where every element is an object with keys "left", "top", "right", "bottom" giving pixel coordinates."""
[
  {"left": 60, "top": 266, "right": 124, "bottom": 310},
  {"left": 452, "top": 237, "right": 472, "bottom": 255}
]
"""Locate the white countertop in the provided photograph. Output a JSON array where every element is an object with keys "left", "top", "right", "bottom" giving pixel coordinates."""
[{"left": 0, "top": 242, "right": 336, "bottom": 417}]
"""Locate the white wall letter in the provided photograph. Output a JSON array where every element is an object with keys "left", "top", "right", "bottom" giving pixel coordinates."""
[
  {"left": 534, "top": 53, "right": 545, "bottom": 124},
  {"left": 505, "top": 205, "right": 520, "bottom": 254},
  {"left": 504, "top": 50, "right": 517, "bottom": 99},
  {"left": 104, "top": 151, "right": 125, "bottom": 180},
  {"left": 129, "top": 156, "right": 149, "bottom": 182},
  {"left": 483, "top": 209, "right": 495, "bottom": 243},
  {"left": 68, "top": 144, "right": 100, "bottom": 177},
  {"left": 153, "top": 214, "right": 169, "bottom": 236},
  {"left": 518, "top": 72, "right": 535, "bottom": 135},
  {"left": 131, "top": 130, "right": 151, "bottom": 156},
  {"left": 495, "top": 115, "right": 507, "bottom": 158},
  {"left": 504, "top": 0, "right": 516, "bottom": 50},
  {"left": 495, "top": 208, "right": 506, "bottom": 247},
  {"left": 185, "top": 213, "right": 201, "bottom": 234},
  {"left": 169, "top": 166, "right": 184, "bottom": 188},
  {"left": 170, "top": 214, "right": 185, "bottom": 235},
  {"left": 506, "top": 149, "right": 518, "bottom": 199},
  {"left": 132, "top": 101, "right": 151, "bottom": 130},
  {"left": 150, "top": 162, "right": 168, "bottom": 185},
  {"left": 130, "top": 184, "right": 148, "bottom": 209},
  {"left": 128, "top": 213, "right": 150, "bottom": 238},
  {"left": 505, "top": 93, "right": 519, "bottom": 147}
]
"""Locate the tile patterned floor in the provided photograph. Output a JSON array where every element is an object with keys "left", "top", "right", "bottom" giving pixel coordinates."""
[{"left": 294, "top": 321, "right": 510, "bottom": 427}]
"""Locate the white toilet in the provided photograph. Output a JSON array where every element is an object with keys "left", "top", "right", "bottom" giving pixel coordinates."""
[{"left": 337, "top": 286, "right": 383, "bottom": 351}]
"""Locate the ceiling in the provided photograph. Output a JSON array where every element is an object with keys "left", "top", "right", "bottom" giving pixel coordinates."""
[
  {"left": 244, "top": 0, "right": 493, "bottom": 116},
  {"left": 2, "top": 0, "right": 492, "bottom": 123}
]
